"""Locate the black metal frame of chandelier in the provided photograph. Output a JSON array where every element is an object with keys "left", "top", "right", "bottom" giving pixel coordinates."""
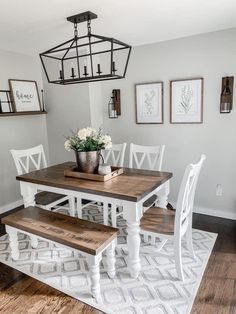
[
  {"left": 39, "top": 11, "right": 132, "bottom": 85},
  {"left": 50, "top": 74, "right": 124, "bottom": 85}
]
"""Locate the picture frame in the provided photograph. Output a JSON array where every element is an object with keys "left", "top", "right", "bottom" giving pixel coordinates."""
[
  {"left": 9, "top": 79, "right": 42, "bottom": 113},
  {"left": 170, "top": 78, "right": 203, "bottom": 124},
  {"left": 0, "top": 90, "right": 13, "bottom": 113},
  {"left": 135, "top": 82, "right": 163, "bottom": 124}
]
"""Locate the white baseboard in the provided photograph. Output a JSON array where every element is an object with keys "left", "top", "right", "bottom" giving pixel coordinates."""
[
  {"left": 194, "top": 206, "right": 236, "bottom": 220},
  {"left": 0, "top": 199, "right": 23, "bottom": 215},
  {"left": 169, "top": 200, "right": 236, "bottom": 220}
]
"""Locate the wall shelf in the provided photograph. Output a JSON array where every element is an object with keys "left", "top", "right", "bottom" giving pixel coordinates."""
[{"left": 0, "top": 111, "right": 47, "bottom": 117}]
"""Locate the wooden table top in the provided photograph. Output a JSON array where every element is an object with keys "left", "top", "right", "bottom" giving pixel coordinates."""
[
  {"left": 16, "top": 162, "right": 172, "bottom": 202},
  {"left": 2, "top": 207, "right": 118, "bottom": 255}
]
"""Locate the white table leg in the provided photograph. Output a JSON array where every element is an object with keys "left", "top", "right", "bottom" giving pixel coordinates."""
[
  {"left": 87, "top": 255, "right": 102, "bottom": 303},
  {"left": 123, "top": 201, "right": 142, "bottom": 278},
  {"left": 156, "top": 180, "right": 170, "bottom": 209},
  {"left": 20, "top": 182, "right": 38, "bottom": 248},
  {"left": 106, "top": 240, "right": 116, "bottom": 278},
  {"left": 20, "top": 182, "right": 37, "bottom": 208},
  {"left": 6, "top": 226, "right": 19, "bottom": 260}
]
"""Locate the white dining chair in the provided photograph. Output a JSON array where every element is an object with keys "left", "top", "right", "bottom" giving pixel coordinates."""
[
  {"left": 11, "top": 144, "right": 75, "bottom": 216},
  {"left": 130, "top": 143, "right": 165, "bottom": 209},
  {"left": 129, "top": 143, "right": 165, "bottom": 171},
  {"left": 140, "top": 154, "right": 206, "bottom": 281},
  {"left": 102, "top": 143, "right": 127, "bottom": 167},
  {"left": 108, "top": 143, "right": 166, "bottom": 227},
  {"left": 76, "top": 143, "right": 127, "bottom": 224}
]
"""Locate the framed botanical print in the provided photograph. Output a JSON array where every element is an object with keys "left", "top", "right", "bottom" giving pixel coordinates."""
[
  {"left": 9, "top": 79, "right": 42, "bottom": 112},
  {"left": 135, "top": 82, "right": 163, "bottom": 124},
  {"left": 170, "top": 78, "right": 203, "bottom": 124}
]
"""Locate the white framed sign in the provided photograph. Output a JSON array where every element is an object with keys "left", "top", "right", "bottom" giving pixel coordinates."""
[
  {"left": 170, "top": 78, "right": 203, "bottom": 124},
  {"left": 135, "top": 82, "right": 163, "bottom": 124},
  {"left": 9, "top": 79, "right": 41, "bottom": 112}
]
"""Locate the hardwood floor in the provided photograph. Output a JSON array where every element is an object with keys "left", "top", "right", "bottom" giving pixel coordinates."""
[
  {"left": 192, "top": 214, "right": 236, "bottom": 314},
  {"left": 0, "top": 207, "right": 235, "bottom": 314}
]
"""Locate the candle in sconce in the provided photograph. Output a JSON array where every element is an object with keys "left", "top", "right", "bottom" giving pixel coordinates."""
[
  {"left": 71, "top": 62, "right": 75, "bottom": 78},
  {"left": 84, "top": 65, "right": 88, "bottom": 76},
  {"left": 97, "top": 64, "right": 101, "bottom": 74},
  {"left": 112, "top": 61, "right": 117, "bottom": 74}
]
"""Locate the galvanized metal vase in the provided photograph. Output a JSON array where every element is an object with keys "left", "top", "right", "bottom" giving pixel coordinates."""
[{"left": 75, "top": 150, "right": 101, "bottom": 174}]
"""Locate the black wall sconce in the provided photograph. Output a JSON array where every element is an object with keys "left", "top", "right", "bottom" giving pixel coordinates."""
[
  {"left": 220, "top": 76, "right": 234, "bottom": 113},
  {"left": 108, "top": 89, "right": 121, "bottom": 118}
]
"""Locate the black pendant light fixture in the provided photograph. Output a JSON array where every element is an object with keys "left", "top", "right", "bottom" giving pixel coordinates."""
[{"left": 40, "top": 11, "right": 132, "bottom": 85}]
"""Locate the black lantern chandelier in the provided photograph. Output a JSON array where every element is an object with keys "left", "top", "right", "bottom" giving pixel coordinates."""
[{"left": 40, "top": 11, "right": 132, "bottom": 85}]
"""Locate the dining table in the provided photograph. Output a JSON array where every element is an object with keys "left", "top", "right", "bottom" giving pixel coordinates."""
[{"left": 16, "top": 161, "right": 172, "bottom": 278}]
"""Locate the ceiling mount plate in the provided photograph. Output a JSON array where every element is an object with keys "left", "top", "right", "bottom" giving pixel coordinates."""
[{"left": 67, "top": 11, "right": 98, "bottom": 24}]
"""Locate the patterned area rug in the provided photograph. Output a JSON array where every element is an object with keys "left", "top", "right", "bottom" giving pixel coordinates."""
[{"left": 0, "top": 206, "right": 217, "bottom": 314}]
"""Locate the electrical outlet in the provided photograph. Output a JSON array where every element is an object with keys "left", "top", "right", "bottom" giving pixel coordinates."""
[{"left": 216, "top": 184, "right": 223, "bottom": 196}]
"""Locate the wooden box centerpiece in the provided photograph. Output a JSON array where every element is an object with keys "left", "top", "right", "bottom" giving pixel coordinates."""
[{"left": 64, "top": 166, "right": 124, "bottom": 182}]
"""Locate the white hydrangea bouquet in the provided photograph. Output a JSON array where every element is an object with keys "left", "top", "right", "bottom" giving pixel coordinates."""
[{"left": 65, "top": 127, "right": 112, "bottom": 152}]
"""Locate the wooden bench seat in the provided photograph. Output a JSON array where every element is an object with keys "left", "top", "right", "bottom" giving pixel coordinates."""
[{"left": 2, "top": 207, "right": 118, "bottom": 302}]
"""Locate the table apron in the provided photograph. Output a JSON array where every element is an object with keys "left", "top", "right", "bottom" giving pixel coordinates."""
[{"left": 19, "top": 181, "right": 166, "bottom": 207}]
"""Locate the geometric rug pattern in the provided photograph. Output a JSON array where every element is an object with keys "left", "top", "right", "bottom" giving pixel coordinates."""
[{"left": 0, "top": 206, "right": 217, "bottom": 314}]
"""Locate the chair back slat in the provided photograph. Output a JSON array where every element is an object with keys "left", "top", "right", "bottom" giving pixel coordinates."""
[
  {"left": 129, "top": 143, "right": 165, "bottom": 171},
  {"left": 174, "top": 155, "right": 206, "bottom": 239},
  {"left": 10, "top": 144, "right": 47, "bottom": 175},
  {"left": 102, "top": 143, "right": 127, "bottom": 167}
]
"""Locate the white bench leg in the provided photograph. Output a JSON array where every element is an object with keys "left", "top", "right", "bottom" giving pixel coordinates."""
[
  {"left": 106, "top": 240, "right": 116, "bottom": 278},
  {"left": 87, "top": 255, "right": 102, "bottom": 303},
  {"left": 6, "top": 226, "right": 19, "bottom": 260}
]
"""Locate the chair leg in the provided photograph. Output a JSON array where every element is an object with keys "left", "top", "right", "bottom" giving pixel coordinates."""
[
  {"left": 68, "top": 197, "right": 76, "bottom": 216},
  {"left": 76, "top": 197, "right": 82, "bottom": 218},
  {"left": 150, "top": 236, "right": 156, "bottom": 246},
  {"left": 97, "top": 202, "right": 102, "bottom": 212},
  {"left": 111, "top": 204, "right": 117, "bottom": 227},
  {"left": 103, "top": 202, "right": 108, "bottom": 225},
  {"left": 31, "top": 235, "right": 39, "bottom": 249},
  {"left": 174, "top": 239, "right": 184, "bottom": 281},
  {"left": 186, "top": 227, "right": 196, "bottom": 260},
  {"left": 143, "top": 233, "right": 149, "bottom": 243}
]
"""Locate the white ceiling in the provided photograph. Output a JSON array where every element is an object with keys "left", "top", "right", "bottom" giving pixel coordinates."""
[{"left": 1, "top": 0, "right": 236, "bottom": 55}]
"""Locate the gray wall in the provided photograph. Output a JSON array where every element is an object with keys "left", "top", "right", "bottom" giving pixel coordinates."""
[
  {"left": 0, "top": 50, "right": 49, "bottom": 212},
  {"left": 100, "top": 28, "right": 236, "bottom": 218},
  {"left": 44, "top": 79, "right": 91, "bottom": 164}
]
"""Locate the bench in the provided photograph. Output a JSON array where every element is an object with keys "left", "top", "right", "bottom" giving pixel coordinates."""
[{"left": 1, "top": 206, "right": 118, "bottom": 302}]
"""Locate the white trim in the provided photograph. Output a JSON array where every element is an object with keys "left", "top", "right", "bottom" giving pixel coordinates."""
[
  {"left": 194, "top": 205, "right": 236, "bottom": 220},
  {"left": 169, "top": 200, "right": 236, "bottom": 220},
  {"left": 0, "top": 199, "right": 23, "bottom": 215}
]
